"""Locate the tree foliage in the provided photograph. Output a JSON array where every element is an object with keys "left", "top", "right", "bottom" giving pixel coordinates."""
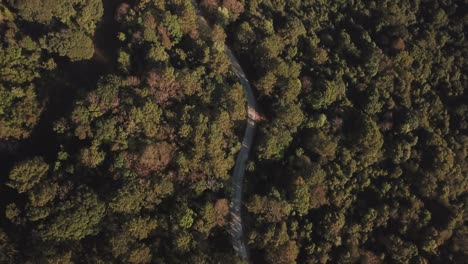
[
  {"left": 7, "top": 157, "right": 49, "bottom": 193},
  {"left": 0, "top": 0, "right": 466, "bottom": 263},
  {"left": 228, "top": 0, "right": 468, "bottom": 262}
]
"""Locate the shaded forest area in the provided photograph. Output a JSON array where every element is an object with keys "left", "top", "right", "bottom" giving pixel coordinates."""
[
  {"left": 1, "top": 0, "right": 246, "bottom": 262},
  {"left": 200, "top": 0, "right": 467, "bottom": 263},
  {"left": 0, "top": 0, "right": 467, "bottom": 263}
]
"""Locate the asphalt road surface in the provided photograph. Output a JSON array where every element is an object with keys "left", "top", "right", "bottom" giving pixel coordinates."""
[
  {"left": 226, "top": 46, "right": 258, "bottom": 262},
  {"left": 190, "top": 1, "right": 258, "bottom": 261}
]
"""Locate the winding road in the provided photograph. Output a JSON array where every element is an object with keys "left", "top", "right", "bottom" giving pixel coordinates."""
[
  {"left": 190, "top": 1, "right": 259, "bottom": 261},
  {"left": 226, "top": 47, "right": 259, "bottom": 261}
]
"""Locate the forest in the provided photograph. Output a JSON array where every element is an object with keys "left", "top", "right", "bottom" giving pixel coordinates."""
[{"left": 0, "top": 0, "right": 467, "bottom": 263}]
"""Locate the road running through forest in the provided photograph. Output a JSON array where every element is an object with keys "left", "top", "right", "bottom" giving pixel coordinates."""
[{"left": 190, "top": 1, "right": 259, "bottom": 261}]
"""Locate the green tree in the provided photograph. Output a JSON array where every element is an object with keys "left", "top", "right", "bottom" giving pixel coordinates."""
[
  {"left": 11, "top": 0, "right": 74, "bottom": 24},
  {"left": 0, "top": 85, "right": 41, "bottom": 139},
  {"left": 42, "top": 29, "right": 94, "bottom": 61},
  {"left": 12, "top": 0, "right": 103, "bottom": 34},
  {"left": 0, "top": 25, "right": 51, "bottom": 140},
  {"left": 125, "top": 217, "right": 157, "bottom": 240},
  {"left": 247, "top": 195, "right": 291, "bottom": 223},
  {"left": 290, "top": 177, "right": 310, "bottom": 216},
  {"left": 265, "top": 241, "right": 299, "bottom": 264},
  {"left": 8, "top": 157, "right": 49, "bottom": 193},
  {"left": 28, "top": 181, "right": 59, "bottom": 207},
  {"left": 79, "top": 145, "right": 105, "bottom": 168},
  {"left": 352, "top": 115, "right": 384, "bottom": 167},
  {"left": 128, "top": 244, "right": 152, "bottom": 264},
  {"left": 304, "top": 129, "right": 338, "bottom": 160},
  {"left": 307, "top": 78, "right": 345, "bottom": 109},
  {"left": 177, "top": 205, "right": 195, "bottom": 229},
  {"left": 37, "top": 187, "right": 105, "bottom": 241}
]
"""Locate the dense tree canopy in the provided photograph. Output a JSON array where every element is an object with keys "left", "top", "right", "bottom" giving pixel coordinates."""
[
  {"left": 1, "top": 0, "right": 245, "bottom": 262},
  {"left": 0, "top": 0, "right": 466, "bottom": 263},
  {"left": 217, "top": 0, "right": 467, "bottom": 262}
]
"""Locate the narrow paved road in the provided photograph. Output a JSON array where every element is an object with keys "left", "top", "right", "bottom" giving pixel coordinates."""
[
  {"left": 190, "top": 1, "right": 258, "bottom": 261},
  {"left": 226, "top": 47, "right": 258, "bottom": 262}
]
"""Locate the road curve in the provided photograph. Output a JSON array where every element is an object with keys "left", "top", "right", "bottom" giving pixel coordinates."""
[
  {"left": 226, "top": 47, "right": 258, "bottom": 262},
  {"left": 190, "top": 1, "right": 258, "bottom": 261}
]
